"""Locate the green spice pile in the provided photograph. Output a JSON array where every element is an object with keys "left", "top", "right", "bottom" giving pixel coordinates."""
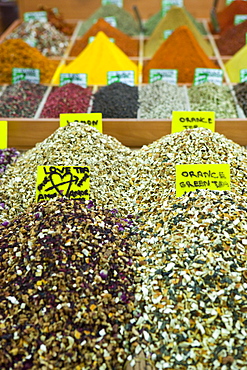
[
  {"left": 234, "top": 82, "right": 247, "bottom": 117},
  {"left": 130, "top": 189, "right": 247, "bottom": 369},
  {"left": 0, "top": 123, "right": 135, "bottom": 224},
  {"left": 188, "top": 83, "right": 238, "bottom": 119},
  {"left": 144, "top": 8, "right": 206, "bottom": 36},
  {"left": 92, "top": 82, "right": 139, "bottom": 119},
  {"left": 6, "top": 20, "right": 69, "bottom": 57},
  {"left": 0, "top": 80, "right": 47, "bottom": 118},
  {"left": 138, "top": 81, "right": 189, "bottom": 119},
  {"left": 77, "top": 4, "right": 139, "bottom": 36},
  {"left": 0, "top": 199, "right": 139, "bottom": 369}
]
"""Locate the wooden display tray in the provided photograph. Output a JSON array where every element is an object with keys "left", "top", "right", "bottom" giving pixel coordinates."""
[{"left": 7, "top": 118, "right": 247, "bottom": 150}]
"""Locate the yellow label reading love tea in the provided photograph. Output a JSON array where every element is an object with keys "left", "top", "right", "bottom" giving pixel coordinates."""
[
  {"left": 172, "top": 111, "right": 215, "bottom": 133},
  {"left": 0, "top": 121, "right": 7, "bottom": 149},
  {"left": 176, "top": 163, "right": 231, "bottom": 197},
  {"left": 36, "top": 166, "right": 90, "bottom": 202},
  {"left": 60, "top": 113, "right": 102, "bottom": 133}
]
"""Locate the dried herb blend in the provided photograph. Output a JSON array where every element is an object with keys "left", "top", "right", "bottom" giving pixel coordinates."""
[
  {"left": 144, "top": 6, "right": 212, "bottom": 58},
  {"left": 54, "top": 32, "right": 138, "bottom": 85},
  {"left": 234, "top": 82, "right": 247, "bottom": 116},
  {"left": 92, "top": 82, "right": 138, "bottom": 118},
  {"left": 210, "top": 0, "right": 247, "bottom": 34},
  {"left": 216, "top": 19, "right": 247, "bottom": 56},
  {"left": 0, "top": 39, "right": 59, "bottom": 84},
  {"left": 0, "top": 199, "right": 139, "bottom": 369},
  {"left": 40, "top": 83, "right": 92, "bottom": 118},
  {"left": 0, "top": 81, "right": 47, "bottom": 118},
  {"left": 131, "top": 189, "right": 247, "bottom": 369},
  {"left": 188, "top": 83, "right": 238, "bottom": 119},
  {"left": 0, "top": 148, "right": 20, "bottom": 177},
  {"left": 70, "top": 18, "right": 139, "bottom": 57},
  {"left": 139, "top": 81, "right": 189, "bottom": 119},
  {"left": 0, "top": 123, "right": 135, "bottom": 224},
  {"left": 6, "top": 20, "right": 69, "bottom": 57},
  {"left": 142, "top": 26, "right": 218, "bottom": 83},
  {"left": 77, "top": 4, "right": 139, "bottom": 36}
]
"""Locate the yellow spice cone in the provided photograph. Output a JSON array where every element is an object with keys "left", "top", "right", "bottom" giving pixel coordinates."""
[
  {"left": 54, "top": 31, "right": 138, "bottom": 85},
  {"left": 225, "top": 44, "right": 247, "bottom": 82}
]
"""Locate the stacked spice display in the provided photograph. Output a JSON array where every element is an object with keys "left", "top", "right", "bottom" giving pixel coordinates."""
[
  {"left": 0, "top": 199, "right": 139, "bottom": 369},
  {"left": 0, "top": 81, "right": 47, "bottom": 118},
  {"left": 0, "top": 39, "right": 58, "bottom": 84},
  {"left": 216, "top": 19, "right": 247, "bottom": 56},
  {"left": 6, "top": 20, "right": 69, "bottom": 57},
  {"left": 53, "top": 32, "right": 138, "bottom": 85},
  {"left": 70, "top": 18, "right": 139, "bottom": 57},
  {"left": 142, "top": 26, "right": 218, "bottom": 83},
  {"left": 40, "top": 83, "right": 92, "bottom": 118},
  {"left": 144, "top": 6, "right": 213, "bottom": 58}
]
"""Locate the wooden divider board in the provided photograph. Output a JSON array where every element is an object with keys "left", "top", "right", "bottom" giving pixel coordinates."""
[{"left": 17, "top": 0, "right": 226, "bottom": 20}]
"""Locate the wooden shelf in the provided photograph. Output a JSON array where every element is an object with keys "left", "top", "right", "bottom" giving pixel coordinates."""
[{"left": 7, "top": 118, "right": 247, "bottom": 150}]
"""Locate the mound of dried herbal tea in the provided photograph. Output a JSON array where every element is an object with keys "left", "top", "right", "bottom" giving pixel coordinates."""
[{"left": 0, "top": 199, "right": 139, "bottom": 369}]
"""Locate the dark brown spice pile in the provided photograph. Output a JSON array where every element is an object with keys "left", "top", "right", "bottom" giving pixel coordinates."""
[
  {"left": 0, "top": 199, "right": 139, "bottom": 369},
  {"left": 0, "top": 81, "right": 47, "bottom": 118},
  {"left": 216, "top": 19, "right": 247, "bottom": 55},
  {"left": 40, "top": 83, "right": 92, "bottom": 118}
]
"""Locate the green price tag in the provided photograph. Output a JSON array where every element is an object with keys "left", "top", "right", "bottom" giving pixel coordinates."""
[
  {"left": 107, "top": 70, "right": 135, "bottom": 86},
  {"left": 0, "top": 121, "right": 7, "bottom": 149},
  {"left": 162, "top": 0, "right": 183, "bottom": 16},
  {"left": 176, "top": 164, "right": 231, "bottom": 197},
  {"left": 149, "top": 69, "right": 178, "bottom": 84},
  {"left": 102, "top": 0, "right": 123, "bottom": 7},
  {"left": 60, "top": 73, "right": 88, "bottom": 88},
  {"left": 24, "top": 11, "right": 48, "bottom": 22},
  {"left": 12, "top": 68, "right": 40, "bottom": 84},
  {"left": 36, "top": 166, "right": 90, "bottom": 202},
  {"left": 193, "top": 68, "right": 223, "bottom": 86},
  {"left": 88, "top": 36, "right": 115, "bottom": 44},
  {"left": 104, "top": 17, "right": 117, "bottom": 27},
  {"left": 163, "top": 30, "right": 173, "bottom": 39},
  {"left": 240, "top": 69, "right": 247, "bottom": 82},
  {"left": 234, "top": 15, "right": 247, "bottom": 25},
  {"left": 226, "top": 0, "right": 247, "bottom": 4}
]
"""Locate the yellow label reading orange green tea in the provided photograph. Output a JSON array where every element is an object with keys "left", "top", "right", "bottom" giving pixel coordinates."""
[
  {"left": 0, "top": 121, "right": 7, "bottom": 149},
  {"left": 172, "top": 111, "right": 215, "bottom": 133},
  {"left": 36, "top": 165, "right": 90, "bottom": 202},
  {"left": 60, "top": 113, "right": 102, "bottom": 133},
  {"left": 176, "top": 163, "right": 231, "bottom": 197}
]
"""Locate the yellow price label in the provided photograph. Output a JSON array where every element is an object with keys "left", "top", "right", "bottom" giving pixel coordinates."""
[
  {"left": 60, "top": 113, "right": 102, "bottom": 133},
  {"left": 176, "top": 163, "right": 231, "bottom": 197},
  {"left": 0, "top": 121, "right": 7, "bottom": 149},
  {"left": 172, "top": 111, "right": 215, "bottom": 133},
  {"left": 36, "top": 165, "right": 90, "bottom": 202}
]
